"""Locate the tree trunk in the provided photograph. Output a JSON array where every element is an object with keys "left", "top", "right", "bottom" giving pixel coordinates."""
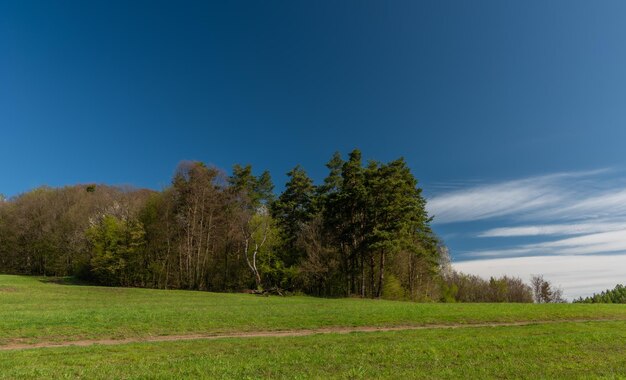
[
  {"left": 369, "top": 255, "right": 375, "bottom": 298},
  {"left": 377, "top": 251, "right": 385, "bottom": 298},
  {"left": 360, "top": 254, "right": 365, "bottom": 298}
]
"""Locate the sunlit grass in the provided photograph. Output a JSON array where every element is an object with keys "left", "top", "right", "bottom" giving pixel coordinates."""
[
  {"left": 1, "top": 321, "right": 625, "bottom": 379},
  {"left": 2, "top": 275, "right": 625, "bottom": 345}
]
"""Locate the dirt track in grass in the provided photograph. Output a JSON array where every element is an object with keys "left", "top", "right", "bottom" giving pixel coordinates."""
[{"left": 2, "top": 318, "right": 624, "bottom": 352}]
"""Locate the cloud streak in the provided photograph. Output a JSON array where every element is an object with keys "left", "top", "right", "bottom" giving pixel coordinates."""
[
  {"left": 427, "top": 169, "right": 622, "bottom": 224},
  {"left": 531, "top": 189, "right": 626, "bottom": 221},
  {"left": 431, "top": 169, "right": 626, "bottom": 297},
  {"left": 467, "top": 229, "right": 626, "bottom": 257},
  {"left": 479, "top": 221, "right": 626, "bottom": 237},
  {"left": 426, "top": 175, "right": 564, "bottom": 224}
]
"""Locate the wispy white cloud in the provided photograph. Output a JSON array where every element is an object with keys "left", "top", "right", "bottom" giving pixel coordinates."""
[
  {"left": 531, "top": 189, "right": 626, "bottom": 221},
  {"left": 463, "top": 248, "right": 538, "bottom": 258},
  {"left": 427, "top": 169, "right": 620, "bottom": 224},
  {"left": 454, "top": 255, "right": 626, "bottom": 300},
  {"left": 467, "top": 228, "right": 626, "bottom": 257},
  {"left": 432, "top": 169, "right": 626, "bottom": 299},
  {"left": 426, "top": 176, "right": 565, "bottom": 224},
  {"left": 479, "top": 221, "right": 626, "bottom": 237},
  {"left": 538, "top": 229, "right": 626, "bottom": 255}
]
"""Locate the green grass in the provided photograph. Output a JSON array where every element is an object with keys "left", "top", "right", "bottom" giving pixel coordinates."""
[
  {"left": 2, "top": 274, "right": 626, "bottom": 379},
  {"left": 2, "top": 274, "right": 626, "bottom": 345},
  {"left": 1, "top": 321, "right": 625, "bottom": 379}
]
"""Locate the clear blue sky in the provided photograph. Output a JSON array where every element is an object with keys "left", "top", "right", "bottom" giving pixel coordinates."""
[{"left": 2, "top": 1, "right": 626, "bottom": 297}]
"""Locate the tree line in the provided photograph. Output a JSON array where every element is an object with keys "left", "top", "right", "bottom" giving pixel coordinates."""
[
  {"left": 0, "top": 149, "right": 558, "bottom": 302},
  {"left": 574, "top": 284, "right": 626, "bottom": 304},
  {"left": 0, "top": 150, "right": 445, "bottom": 299}
]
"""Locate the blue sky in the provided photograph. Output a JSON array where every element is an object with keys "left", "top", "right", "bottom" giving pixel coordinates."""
[{"left": 2, "top": 1, "right": 626, "bottom": 298}]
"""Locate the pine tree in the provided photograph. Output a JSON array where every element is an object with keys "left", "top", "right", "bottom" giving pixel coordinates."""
[{"left": 271, "top": 165, "right": 316, "bottom": 266}]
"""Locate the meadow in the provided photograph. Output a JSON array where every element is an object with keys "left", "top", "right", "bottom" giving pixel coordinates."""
[{"left": 2, "top": 275, "right": 626, "bottom": 379}]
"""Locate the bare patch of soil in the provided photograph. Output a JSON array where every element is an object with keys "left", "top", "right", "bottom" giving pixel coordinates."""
[{"left": 1, "top": 318, "right": 624, "bottom": 352}]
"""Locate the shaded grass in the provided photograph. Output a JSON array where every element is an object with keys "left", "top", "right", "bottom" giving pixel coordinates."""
[
  {"left": 1, "top": 321, "right": 625, "bottom": 379},
  {"left": 2, "top": 275, "right": 626, "bottom": 346}
]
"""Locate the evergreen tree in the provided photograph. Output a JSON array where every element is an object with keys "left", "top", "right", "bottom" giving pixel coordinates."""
[
  {"left": 229, "top": 164, "right": 275, "bottom": 207},
  {"left": 317, "top": 152, "right": 344, "bottom": 200},
  {"left": 574, "top": 284, "right": 626, "bottom": 303},
  {"left": 364, "top": 158, "right": 435, "bottom": 298},
  {"left": 271, "top": 165, "right": 316, "bottom": 265},
  {"left": 327, "top": 149, "right": 367, "bottom": 295},
  {"left": 0, "top": 151, "right": 443, "bottom": 299}
]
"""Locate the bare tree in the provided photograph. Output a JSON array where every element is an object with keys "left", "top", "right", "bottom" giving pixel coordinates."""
[
  {"left": 240, "top": 206, "right": 276, "bottom": 290},
  {"left": 531, "top": 274, "right": 566, "bottom": 303}
]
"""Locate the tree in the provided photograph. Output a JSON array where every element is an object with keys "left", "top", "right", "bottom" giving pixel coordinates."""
[
  {"left": 171, "top": 162, "right": 230, "bottom": 289},
  {"left": 271, "top": 165, "right": 316, "bottom": 266},
  {"left": 229, "top": 164, "right": 275, "bottom": 207},
  {"left": 87, "top": 214, "right": 146, "bottom": 286},
  {"left": 0, "top": 151, "right": 449, "bottom": 300},
  {"left": 324, "top": 149, "right": 367, "bottom": 295},
  {"left": 296, "top": 215, "right": 342, "bottom": 296},
  {"left": 318, "top": 150, "right": 438, "bottom": 299},
  {"left": 240, "top": 207, "right": 280, "bottom": 290},
  {"left": 442, "top": 271, "right": 533, "bottom": 303},
  {"left": 229, "top": 164, "right": 285, "bottom": 290},
  {"left": 0, "top": 198, "right": 15, "bottom": 272},
  {"left": 531, "top": 275, "right": 565, "bottom": 303},
  {"left": 138, "top": 191, "right": 177, "bottom": 289},
  {"left": 574, "top": 284, "right": 626, "bottom": 304},
  {"left": 364, "top": 158, "right": 434, "bottom": 298},
  {"left": 316, "top": 152, "right": 343, "bottom": 206}
]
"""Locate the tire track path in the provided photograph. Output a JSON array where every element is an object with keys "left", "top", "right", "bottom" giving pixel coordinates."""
[{"left": 2, "top": 318, "right": 624, "bottom": 351}]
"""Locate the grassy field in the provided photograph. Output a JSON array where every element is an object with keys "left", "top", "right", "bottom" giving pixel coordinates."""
[
  {"left": 2, "top": 321, "right": 626, "bottom": 379},
  {"left": 2, "top": 275, "right": 626, "bottom": 379}
]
